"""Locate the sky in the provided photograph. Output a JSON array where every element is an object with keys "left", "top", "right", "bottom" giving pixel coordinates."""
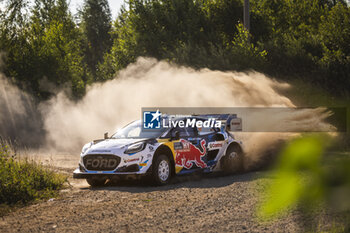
[{"left": 69, "top": 0, "right": 125, "bottom": 19}]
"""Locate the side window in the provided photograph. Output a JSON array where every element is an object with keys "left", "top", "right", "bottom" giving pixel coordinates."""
[
  {"left": 196, "top": 120, "right": 217, "bottom": 136},
  {"left": 172, "top": 127, "right": 196, "bottom": 137},
  {"left": 185, "top": 127, "right": 196, "bottom": 137}
]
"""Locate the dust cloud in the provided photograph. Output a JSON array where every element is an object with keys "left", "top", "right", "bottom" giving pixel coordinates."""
[
  {"left": 41, "top": 57, "right": 293, "bottom": 151},
  {"left": 0, "top": 57, "right": 334, "bottom": 168},
  {"left": 0, "top": 69, "right": 44, "bottom": 147}
]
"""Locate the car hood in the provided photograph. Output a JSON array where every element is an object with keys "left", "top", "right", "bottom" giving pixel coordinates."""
[{"left": 87, "top": 138, "right": 148, "bottom": 152}]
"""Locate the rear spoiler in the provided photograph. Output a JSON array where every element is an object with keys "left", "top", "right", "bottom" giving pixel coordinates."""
[{"left": 194, "top": 114, "right": 242, "bottom": 131}]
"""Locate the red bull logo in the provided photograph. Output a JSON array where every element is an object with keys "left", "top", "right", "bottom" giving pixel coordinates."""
[{"left": 175, "top": 139, "right": 207, "bottom": 169}]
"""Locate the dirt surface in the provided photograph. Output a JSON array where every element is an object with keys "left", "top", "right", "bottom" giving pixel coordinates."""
[{"left": 0, "top": 167, "right": 309, "bottom": 233}]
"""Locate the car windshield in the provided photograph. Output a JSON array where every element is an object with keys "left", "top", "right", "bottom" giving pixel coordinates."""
[{"left": 111, "top": 120, "right": 167, "bottom": 139}]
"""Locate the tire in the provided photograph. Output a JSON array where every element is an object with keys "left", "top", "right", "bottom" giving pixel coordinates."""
[
  {"left": 86, "top": 178, "right": 107, "bottom": 187},
  {"left": 221, "top": 145, "right": 244, "bottom": 173},
  {"left": 151, "top": 154, "right": 172, "bottom": 185}
]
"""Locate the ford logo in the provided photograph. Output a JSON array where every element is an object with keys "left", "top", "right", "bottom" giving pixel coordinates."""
[{"left": 85, "top": 157, "right": 118, "bottom": 169}]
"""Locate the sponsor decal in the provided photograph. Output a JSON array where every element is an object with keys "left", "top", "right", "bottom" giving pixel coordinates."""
[
  {"left": 175, "top": 140, "right": 191, "bottom": 152},
  {"left": 143, "top": 110, "right": 161, "bottom": 129},
  {"left": 175, "top": 139, "right": 207, "bottom": 169},
  {"left": 188, "top": 137, "right": 202, "bottom": 141},
  {"left": 173, "top": 142, "right": 183, "bottom": 150},
  {"left": 148, "top": 145, "right": 154, "bottom": 151},
  {"left": 124, "top": 158, "right": 139, "bottom": 163},
  {"left": 208, "top": 142, "right": 223, "bottom": 149},
  {"left": 139, "top": 160, "right": 149, "bottom": 167}
]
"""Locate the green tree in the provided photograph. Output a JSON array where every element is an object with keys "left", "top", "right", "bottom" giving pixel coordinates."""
[
  {"left": 80, "top": 0, "right": 112, "bottom": 81},
  {"left": 318, "top": 3, "right": 350, "bottom": 94},
  {"left": 97, "top": 6, "right": 137, "bottom": 79},
  {"left": 0, "top": 0, "right": 32, "bottom": 89},
  {"left": 1, "top": 0, "right": 88, "bottom": 98},
  {"left": 106, "top": 0, "right": 254, "bottom": 71},
  {"left": 30, "top": 0, "right": 88, "bottom": 97}
]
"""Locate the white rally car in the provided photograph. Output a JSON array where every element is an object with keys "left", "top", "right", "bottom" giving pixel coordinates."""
[{"left": 73, "top": 114, "right": 244, "bottom": 186}]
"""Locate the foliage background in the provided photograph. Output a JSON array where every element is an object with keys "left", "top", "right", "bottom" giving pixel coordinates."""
[{"left": 0, "top": 0, "right": 349, "bottom": 99}]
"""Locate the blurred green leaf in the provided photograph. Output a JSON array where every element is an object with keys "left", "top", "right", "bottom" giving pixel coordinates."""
[{"left": 258, "top": 135, "right": 327, "bottom": 219}]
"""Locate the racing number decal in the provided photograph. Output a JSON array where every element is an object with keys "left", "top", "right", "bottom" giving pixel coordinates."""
[{"left": 175, "top": 139, "right": 207, "bottom": 169}]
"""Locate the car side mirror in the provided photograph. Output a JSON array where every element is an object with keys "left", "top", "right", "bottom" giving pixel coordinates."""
[
  {"left": 171, "top": 131, "right": 180, "bottom": 141},
  {"left": 104, "top": 132, "right": 109, "bottom": 139}
]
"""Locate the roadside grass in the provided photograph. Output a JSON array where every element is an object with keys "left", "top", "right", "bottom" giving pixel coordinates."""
[{"left": 0, "top": 142, "right": 67, "bottom": 216}]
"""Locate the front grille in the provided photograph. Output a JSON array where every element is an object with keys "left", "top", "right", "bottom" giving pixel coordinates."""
[
  {"left": 117, "top": 164, "right": 140, "bottom": 172},
  {"left": 83, "top": 154, "right": 121, "bottom": 171}
]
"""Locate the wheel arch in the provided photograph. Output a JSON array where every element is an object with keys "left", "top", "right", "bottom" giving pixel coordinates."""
[
  {"left": 153, "top": 144, "right": 175, "bottom": 174},
  {"left": 220, "top": 141, "right": 245, "bottom": 173},
  {"left": 226, "top": 141, "right": 244, "bottom": 155}
]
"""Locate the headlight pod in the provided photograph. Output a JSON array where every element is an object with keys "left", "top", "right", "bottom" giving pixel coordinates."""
[
  {"left": 81, "top": 142, "right": 92, "bottom": 154},
  {"left": 124, "top": 142, "right": 146, "bottom": 154}
]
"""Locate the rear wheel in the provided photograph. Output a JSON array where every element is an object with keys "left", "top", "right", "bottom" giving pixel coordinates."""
[
  {"left": 221, "top": 145, "right": 244, "bottom": 173},
  {"left": 86, "top": 178, "right": 107, "bottom": 187},
  {"left": 152, "top": 154, "right": 172, "bottom": 185}
]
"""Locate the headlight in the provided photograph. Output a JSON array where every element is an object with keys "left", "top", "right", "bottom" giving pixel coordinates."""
[
  {"left": 124, "top": 142, "right": 146, "bottom": 154},
  {"left": 81, "top": 142, "right": 92, "bottom": 154}
]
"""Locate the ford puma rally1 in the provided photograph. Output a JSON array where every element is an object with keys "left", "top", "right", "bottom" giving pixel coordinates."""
[{"left": 73, "top": 114, "right": 244, "bottom": 186}]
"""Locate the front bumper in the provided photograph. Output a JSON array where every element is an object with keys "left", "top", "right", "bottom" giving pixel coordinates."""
[{"left": 73, "top": 168, "right": 148, "bottom": 179}]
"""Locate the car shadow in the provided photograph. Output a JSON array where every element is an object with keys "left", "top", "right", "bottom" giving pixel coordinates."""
[{"left": 79, "top": 171, "right": 268, "bottom": 193}]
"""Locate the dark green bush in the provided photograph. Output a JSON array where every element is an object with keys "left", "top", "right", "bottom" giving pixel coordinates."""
[{"left": 0, "top": 144, "right": 67, "bottom": 205}]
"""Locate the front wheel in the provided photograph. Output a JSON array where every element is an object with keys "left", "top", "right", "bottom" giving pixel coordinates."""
[
  {"left": 151, "top": 154, "right": 172, "bottom": 185},
  {"left": 221, "top": 145, "right": 244, "bottom": 173},
  {"left": 86, "top": 178, "right": 107, "bottom": 187}
]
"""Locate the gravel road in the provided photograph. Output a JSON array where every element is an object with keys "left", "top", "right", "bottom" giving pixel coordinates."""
[{"left": 0, "top": 168, "right": 309, "bottom": 233}]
